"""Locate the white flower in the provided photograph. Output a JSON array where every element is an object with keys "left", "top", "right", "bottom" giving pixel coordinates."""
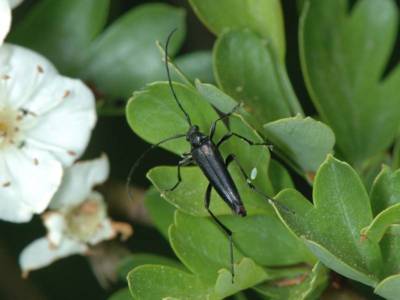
[
  {"left": 0, "top": 0, "right": 23, "bottom": 45},
  {"left": 0, "top": 44, "right": 96, "bottom": 222},
  {"left": 19, "top": 155, "right": 133, "bottom": 277}
]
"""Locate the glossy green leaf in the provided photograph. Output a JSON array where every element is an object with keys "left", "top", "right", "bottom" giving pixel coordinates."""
[
  {"left": 220, "top": 215, "right": 313, "bottom": 266},
  {"left": 189, "top": 0, "right": 285, "bottom": 60},
  {"left": 273, "top": 156, "right": 382, "bottom": 286},
  {"left": 83, "top": 4, "right": 186, "bottom": 99},
  {"left": 144, "top": 187, "right": 175, "bottom": 238},
  {"left": 214, "top": 30, "right": 302, "bottom": 127},
  {"left": 175, "top": 51, "right": 214, "bottom": 83},
  {"left": 128, "top": 265, "right": 213, "bottom": 300},
  {"left": 118, "top": 253, "right": 184, "bottom": 280},
  {"left": 361, "top": 203, "right": 400, "bottom": 243},
  {"left": 263, "top": 115, "right": 335, "bottom": 173},
  {"left": 108, "top": 288, "right": 132, "bottom": 300},
  {"left": 254, "top": 262, "right": 329, "bottom": 300},
  {"left": 370, "top": 166, "right": 400, "bottom": 215},
  {"left": 300, "top": 0, "right": 400, "bottom": 164},
  {"left": 126, "top": 82, "right": 224, "bottom": 155},
  {"left": 268, "top": 159, "right": 294, "bottom": 194},
  {"left": 374, "top": 274, "right": 400, "bottom": 300},
  {"left": 9, "top": 0, "right": 109, "bottom": 75}
]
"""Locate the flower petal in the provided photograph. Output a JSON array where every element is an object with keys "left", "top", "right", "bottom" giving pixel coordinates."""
[
  {"left": 0, "top": 146, "right": 62, "bottom": 222},
  {"left": 43, "top": 212, "right": 66, "bottom": 247},
  {"left": 0, "top": 45, "right": 96, "bottom": 166},
  {"left": 50, "top": 155, "right": 109, "bottom": 209},
  {"left": 19, "top": 237, "right": 87, "bottom": 275},
  {"left": 0, "top": 188, "right": 34, "bottom": 222},
  {"left": 25, "top": 76, "right": 96, "bottom": 165},
  {"left": 0, "top": 0, "right": 11, "bottom": 46},
  {"left": 0, "top": 44, "right": 57, "bottom": 109}
]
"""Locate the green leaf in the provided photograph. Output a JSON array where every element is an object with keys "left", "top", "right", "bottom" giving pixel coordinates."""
[
  {"left": 83, "top": 3, "right": 186, "bottom": 99},
  {"left": 189, "top": 0, "right": 285, "bottom": 61},
  {"left": 220, "top": 214, "right": 313, "bottom": 266},
  {"left": 380, "top": 225, "right": 400, "bottom": 277},
  {"left": 127, "top": 259, "right": 269, "bottom": 300},
  {"left": 361, "top": 203, "right": 400, "bottom": 243},
  {"left": 273, "top": 155, "right": 382, "bottom": 286},
  {"left": 263, "top": 115, "right": 335, "bottom": 174},
  {"left": 155, "top": 41, "right": 193, "bottom": 86},
  {"left": 232, "top": 292, "right": 247, "bottom": 300},
  {"left": 297, "top": 0, "right": 306, "bottom": 13},
  {"left": 268, "top": 159, "right": 294, "bottom": 194},
  {"left": 392, "top": 137, "right": 400, "bottom": 170},
  {"left": 108, "top": 288, "right": 132, "bottom": 300},
  {"left": 374, "top": 274, "right": 400, "bottom": 300},
  {"left": 118, "top": 253, "right": 184, "bottom": 280},
  {"left": 169, "top": 211, "right": 269, "bottom": 297},
  {"left": 214, "top": 30, "right": 302, "bottom": 126},
  {"left": 303, "top": 240, "right": 377, "bottom": 287},
  {"left": 214, "top": 258, "right": 269, "bottom": 299},
  {"left": 370, "top": 166, "right": 400, "bottom": 215},
  {"left": 9, "top": 0, "right": 109, "bottom": 75},
  {"left": 175, "top": 51, "right": 214, "bottom": 83},
  {"left": 222, "top": 115, "right": 274, "bottom": 196},
  {"left": 300, "top": 0, "right": 400, "bottom": 164},
  {"left": 126, "top": 82, "right": 224, "bottom": 155},
  {"left": 169, "top": 211, "right": 243, "bottom": 284},
  {"left": 254, "top": 262, "right": 329, "bottom": 300},
  {"left": 359, "top": 153, "right": 390, "bottom": 191},
  {"left": 195, "top": 81, "right": 259, "bottom": 129},
  {"left": 144, "top": 187, "right": 175, "bottom": 238},
  {"left": 367, "top": 166, "right": 400, "bottom": 278},
  {"left": 128, "top": 265, "right": 213, "bottom": 300},
  {"left": 149, "top": 166, "right": 226, "bottom": 216}
]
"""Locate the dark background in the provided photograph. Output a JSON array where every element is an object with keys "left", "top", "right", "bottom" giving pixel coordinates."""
[{"left": 0, "top": 0, "right": 399, "bottom": 299}]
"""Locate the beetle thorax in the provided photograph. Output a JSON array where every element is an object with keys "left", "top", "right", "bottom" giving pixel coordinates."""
[{"left": 186, "top": 125, "right": 207, "bottom": 147}]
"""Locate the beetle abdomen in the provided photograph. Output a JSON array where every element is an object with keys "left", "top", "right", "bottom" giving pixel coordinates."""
[{"left": 192, "top": 139, "right": 246, "bottom": 216}]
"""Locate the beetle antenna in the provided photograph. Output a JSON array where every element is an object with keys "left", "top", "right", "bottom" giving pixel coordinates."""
[
  {"left": 126, "top": 133, "right": 186, "bottom": 201},
  {"left": 165, "top": 29, "right": 192, "bottom": 127}
]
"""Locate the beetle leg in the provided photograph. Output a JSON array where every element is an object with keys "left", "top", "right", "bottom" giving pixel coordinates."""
[
  {"left": 226, "top": 154, "right": 293, "bottom": 214},
  {"left": 204, "top": 183, "right": 235, "bottom": 282},
  {"left": 209, "top": 103, "right": 241, "bottom": 139},
  {"left": 163, "top": 155, "right": 193, "bottom": 192},
  {"left": 126, "top": 133, "right": 187, "bottom": 201},
  {"left": 217, "top": 132, "right": 272, "bottom": 149}
]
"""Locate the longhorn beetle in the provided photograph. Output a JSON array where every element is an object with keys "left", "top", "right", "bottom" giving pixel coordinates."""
[{"left": 128, "top": 29, "right": 283, "bottom": 281}]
